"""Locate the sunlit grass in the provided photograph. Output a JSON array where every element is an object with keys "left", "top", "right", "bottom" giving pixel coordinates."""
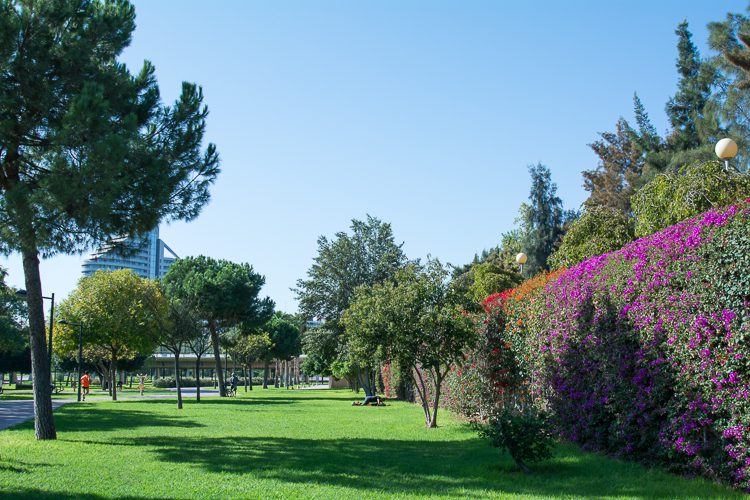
[{"left": 0, "top": 389, "right": 741, "bottom": 499}]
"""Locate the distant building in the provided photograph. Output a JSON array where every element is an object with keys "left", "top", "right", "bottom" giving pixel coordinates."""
[{"left": 81, "top": 226, "right": 178, "bottom": 279}]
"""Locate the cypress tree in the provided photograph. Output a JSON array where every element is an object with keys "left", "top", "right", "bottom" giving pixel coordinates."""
[{"left": 519, "top": 164, "right": 572, "bottom": 276}]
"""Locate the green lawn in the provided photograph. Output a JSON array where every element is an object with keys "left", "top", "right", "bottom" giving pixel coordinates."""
[
  {"left": 0, "top": 389, "right": 741, "bottom": 499},
  {"left": 0, "top": 386, "right": 175, "bottom": 401}
]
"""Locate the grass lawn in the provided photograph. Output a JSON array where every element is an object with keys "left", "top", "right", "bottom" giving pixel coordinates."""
[
  {"left": 0, "top": 386, "right": 175, "bottom": 401},
  {"left": 0, "top": 389, "right": 742, "bottom": 499}
]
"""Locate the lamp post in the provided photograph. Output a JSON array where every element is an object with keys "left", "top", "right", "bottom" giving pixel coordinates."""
[
  {"left": 16, "top": 289, "right": 55, "bottom": 378},
  {"left": 715, "top": 138, "right": 739, "bottom": 171},
  {"left": 58, "top": 319, "right": 84, "bottom": 402},
  {"left": 516, "top": 252, "right": 528, "bottom": 275}
]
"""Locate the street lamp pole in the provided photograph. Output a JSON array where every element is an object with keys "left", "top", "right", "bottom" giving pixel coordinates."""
[
  {"left": 76, "top": 323, "right": 83, "bottom": 402},
  {"left": 16, "top": 290, "right": 55, "bottom": 378}
]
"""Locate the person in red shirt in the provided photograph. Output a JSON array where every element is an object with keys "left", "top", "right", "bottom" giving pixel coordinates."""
[{"left": 80, "top": 371, "right": 91, "bottom": 401}]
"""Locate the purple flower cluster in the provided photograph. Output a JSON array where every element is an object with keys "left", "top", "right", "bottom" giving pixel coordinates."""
[{"left": 507, "top": 201, "right": 750, "bottom": 489}]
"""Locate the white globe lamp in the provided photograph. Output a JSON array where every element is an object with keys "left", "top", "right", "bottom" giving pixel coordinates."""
[
  {"left": 516, "top": 252, "right": 527, "bottom": 274},
  {"left": 715, "top": 138, "right": 738, "bottom": 170}
]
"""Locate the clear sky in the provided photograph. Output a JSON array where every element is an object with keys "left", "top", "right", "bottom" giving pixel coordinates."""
[{"left": 1, "top": 0, "right": 746, "bottom": 313}]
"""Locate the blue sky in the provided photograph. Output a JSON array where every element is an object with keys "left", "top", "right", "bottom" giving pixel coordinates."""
[{"left": 1, "top": 1, "right": 746, "bottom": 312}]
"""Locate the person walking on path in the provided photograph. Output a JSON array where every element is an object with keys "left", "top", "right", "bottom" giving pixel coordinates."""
[
  {"left": 138, "top": 374, "right": 146, "bottom": 397},
  {"left": 80, "top": 372, "right": 91, "bottom": 401},
  {"left": 229, "top": 372, "right": 238, "bottom": 396}
]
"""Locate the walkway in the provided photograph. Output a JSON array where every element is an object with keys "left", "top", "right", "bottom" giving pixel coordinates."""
[
  {"left": 0, "top": 399, "right": 70, "bottom": 431},
  {"left": 0, "top": 389, "right": 220, "bottom": 431}
]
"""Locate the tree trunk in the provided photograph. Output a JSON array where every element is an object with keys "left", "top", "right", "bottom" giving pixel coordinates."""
[
  {"left": 195, "top": 356, "right": 201, "bottom": 403},
  {"left": 515, "top": 456, "right": 532, "bottom": 474},
  {"left": 428, "top": 373, "right": 443, "bottom": 428},
  {"left": 175, "top": 353, "right": 183, "bottom": 410},
  {"left": 274, "top": 360, "right": 280, "bottom": 388},
  {"left": 248, "top": 359, "right": 253, "bottom": 391},
  {"left": 411, "top": 366, "right": 432, "bottom": 426},
  {"left": 209, "top": 322, "right": 226, "bottom": 397},
  {"left": 263, "top": 361, "right": 269, "bottom": 389},
  {"left": 111, "top": 356, "right": 118, "bottom": 401},
  {"left": 20, "top": 246, "right": 56, "bottom": 439}
]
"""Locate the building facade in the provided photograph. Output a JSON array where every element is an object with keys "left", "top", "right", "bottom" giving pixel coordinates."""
[{"left": 81, "top": 226, "right": 178, "bottom": 279}]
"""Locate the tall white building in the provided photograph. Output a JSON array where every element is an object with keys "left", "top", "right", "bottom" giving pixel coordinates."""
[{"left": 81, "top": 227, "right": 178, "bottom": 279}]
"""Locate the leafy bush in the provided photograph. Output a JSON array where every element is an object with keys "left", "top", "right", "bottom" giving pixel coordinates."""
[
  {"left": 153, "top": 377, "right": 215, "bottom": 388},
  {"left": 631, "top": 160, "right": 750, "bottom": 237},
  {"left": 547, "top": 205, "right": 635, "bottom": 268},
  {"left": 476, "top": 408, "right": 554, "bottom": 474}
]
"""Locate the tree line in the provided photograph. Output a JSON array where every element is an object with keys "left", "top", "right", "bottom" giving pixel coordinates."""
[{"left": 50, "top": 256, "right": 301, "bottom": 409}]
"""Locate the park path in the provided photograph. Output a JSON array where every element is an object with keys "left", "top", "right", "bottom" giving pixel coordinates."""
[{"left": 0, "top": 388, "right": 220, "bottom": 431}]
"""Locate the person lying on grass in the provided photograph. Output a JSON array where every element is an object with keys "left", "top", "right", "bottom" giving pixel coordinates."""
[{"left": 352, "top": 395, "right": 385, "bottom": 406}]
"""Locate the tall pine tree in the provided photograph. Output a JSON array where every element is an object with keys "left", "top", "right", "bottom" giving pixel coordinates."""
[
  {"left": 582, "top": 117, "right": 643, "bottom": 215},
  {"left": 519, "top": 164, "right": 573, "bottom": 276},
  {"left": 708, "top": 9, "right": 750, "bottom": 172}
]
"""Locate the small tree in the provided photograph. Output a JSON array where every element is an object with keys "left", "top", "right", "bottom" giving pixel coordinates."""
[
  {"left": 55, "top": 270, "right": 167, "bottom": 401},
  {"left": 235, "top": 332, "right": 272, "bottom": 391},
  {"left": 264, "top": 314, "right": 301, "bottom": 388},
  {"left": 186, "top": 323, "right": 211, "bottom": 403},
  {"left": 158, "top": 299, "right": 201, "bottom": 409},
  {"left": 345, "top": 260, "right": 474, "bottom": 427}
]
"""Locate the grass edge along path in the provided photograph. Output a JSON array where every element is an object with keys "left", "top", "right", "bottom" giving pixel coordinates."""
[{"left": 0, "top": 389, "right": 742, "bottom": 499}]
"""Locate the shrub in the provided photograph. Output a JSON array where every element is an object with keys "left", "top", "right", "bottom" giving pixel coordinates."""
[
  {"left": 547, "top": 205, "right": 635, "bottom": 269},
  {"left": 476, "top": 408, "right": 554, "bottom": 474},
  {"left": 153, "top": 377, "right": 215, "bottom": 388}
]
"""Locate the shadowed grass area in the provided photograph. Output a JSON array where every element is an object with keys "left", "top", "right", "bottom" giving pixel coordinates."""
[{"left": 0, "top": 389, "right": 742, "bottom": 499}]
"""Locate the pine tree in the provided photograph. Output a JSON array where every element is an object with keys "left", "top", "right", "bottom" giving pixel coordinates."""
[
  {"left": 519, "top": 164, "right": 571, "bottom": 276},
  {"left": 0, "top": 1, "right": 219, "bottom": 439},
  {"left": 708, "top": 10, "right": 750, "bottom": 171},
  {"left": 582, "top": 117, "right": 643, "bottom": 215},
  {"left": 666, "top": 21, "right": 714, "bottom": 151}
]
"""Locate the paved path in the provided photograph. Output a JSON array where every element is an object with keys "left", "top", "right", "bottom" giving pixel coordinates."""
[
  {"left": 0, "top": 389, "right": 221, "bottom": 431},
  {"left": 0, "top": 400, "right": 71, "bottom": 431}
]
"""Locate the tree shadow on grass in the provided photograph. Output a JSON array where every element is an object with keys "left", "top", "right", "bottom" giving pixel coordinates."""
[
  {"left": 0, "top": 489, "right": 156, "bottom": 500},
  {"left": 86, "top": 435, "right": 737, "bottom": 499},
  {"left": 53, "top": 405, "right": 205, "bottom": 434}
]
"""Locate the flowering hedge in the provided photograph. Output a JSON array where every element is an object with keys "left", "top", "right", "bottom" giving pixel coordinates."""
[{"left": 450, "top": 199, "right": 750, "bottom": 489}]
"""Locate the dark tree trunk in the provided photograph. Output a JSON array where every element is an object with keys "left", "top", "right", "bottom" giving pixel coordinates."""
[
  {"left": 428, "top": 373, "right": 443, "bottom": 428},
  {"left": 20, "top": 246, "right": 56, "bottom": 440},
  {"left": 111, "top": 358, "right": 118, "bottom": 401},
  {"left": 263, "top": 361, "right": 269, "bottom": 389},
  {"left": 209, "top": 322, "right": 226, "bottom": 397},
  {"left": 175, "top": 353, "right": 183, "bottom": 410},
  {"left": 274, "top": 360, "right": 279, "bottom": 388},
  {"left": 515, "top": 456, "right": 531, "bottom": 474},
  {"left": 195, "top": 356, "right": 201, "bottom": 402},
  {"left": 411, "top": 366, "right": 432, "bottom": 427},
  {"left": 248, "top": 359, "right": 253, "bottom": 391}
]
